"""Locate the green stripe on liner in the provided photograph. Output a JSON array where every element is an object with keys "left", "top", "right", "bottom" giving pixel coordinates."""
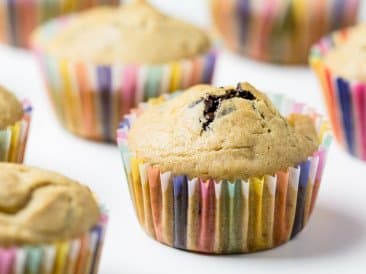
[
  {"left": 145, "top": 66, "right": 163, "bottom": 100},
  {"left": 26, "top": 247, "right": 43, "bottom": 274}
]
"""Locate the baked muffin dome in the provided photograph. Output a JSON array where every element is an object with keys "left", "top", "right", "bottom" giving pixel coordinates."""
[
  {"left": 128, "top": 82, "right": 319, "bottom": 180},
  {"left": 0, "top": 86, "right": 23, "bottom": 130},
  {"left": 32, "top": 0, "right": 211, "bottom": 65},
  {"left": 0, "top": 163, "right": 100, "bottom": 246},
  {"left": 324, "top": 24, "right": 366, "bottom": 81}
]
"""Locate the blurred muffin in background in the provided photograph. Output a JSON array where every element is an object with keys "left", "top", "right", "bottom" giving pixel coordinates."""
[
  {"left": 310, "top": 24, "right": 366, "bottom": 161},
  {"left": 0, "top": 163, "right": 108, "bottom": 273},
  {"left": 0, "top": 86, "right": 31, "bottom": 163},
  {"left": 211, "top": 0, "right": 360, "bottom": 64},
  {"left": 0, "top": 0, "right": 120, "bottom": 48},
  {"left": 31, "top": 0, "right": 217, "bottom": 142}
]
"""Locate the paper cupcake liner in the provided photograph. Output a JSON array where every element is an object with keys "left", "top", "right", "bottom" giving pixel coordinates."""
[
  {"left": 32, "top": 16, "right": 218, "bottom": 142},
  {"left": 310, "top": 28, "right": 366, "bottom": 160},
  {"left": 210, "top": 0, "right": 359, "bottom": 64},
  {"left": 0, "top": 100, "right": 32, "bottom": 163},
  {"left": 116, "top": 93, "right": 332, "bottom": 254},
  {"left": 0, "top": 0, "right": 119, "bottom": 48},
  {"left": 0, "top": 213, "right": 108, "bottom": 274}
]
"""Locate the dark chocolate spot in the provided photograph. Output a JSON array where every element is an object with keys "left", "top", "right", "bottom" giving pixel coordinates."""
[{"left": 200, "top": 84, "right": 256, "bottom": 131}]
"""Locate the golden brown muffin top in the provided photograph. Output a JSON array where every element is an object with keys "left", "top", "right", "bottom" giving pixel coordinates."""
[
  {"left": 0, "top": 86, "right": 23, "bottom": 130},
  {"left": 31, "top": 0, "right": 211, "bottom": 65},
  {"left": 0, "top": 164, "right": 100, "bottom": 246},
  {"left": 128, "top": 83, "right": 319, "bottom": 180},
  {"left": 324, "top": 24, "right": 366, "bottom": 81}
]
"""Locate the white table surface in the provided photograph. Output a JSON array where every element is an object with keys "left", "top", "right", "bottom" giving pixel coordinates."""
[{"left": 1, "top": 1, "right": 366, "bottom": 273}]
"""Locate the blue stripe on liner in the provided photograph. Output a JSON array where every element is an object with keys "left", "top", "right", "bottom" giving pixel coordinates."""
[
  {"left": 202, "top": 51, "right": 217, "bottom": 84},
  {"left": 291, "top": 161, "right": 310, "bottom": 239},
  {"left": 236, "top": 0, "right": 251, "bottom": 52},
  {"left": 336, "top": 77, "right": 355, "bottom": 155},
  {"left": 97, "top": 66, "right": 112, "bottom": 141},
  {"left": 173, "top": 175, "right": 188, "bottom": 249},
  {"left": 90, "top": 225, "right": 104, "bottom": 274}
]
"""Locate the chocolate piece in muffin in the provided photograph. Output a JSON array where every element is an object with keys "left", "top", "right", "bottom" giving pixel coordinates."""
[
  {"left": 0, "top": 86, "right": 23, "bottom": 130},
  {"left": 128, "top": 82, "right": 319, "bottom": 180},
  {"left": 0, "top": 163, "right": 100, "bottom": 246}
]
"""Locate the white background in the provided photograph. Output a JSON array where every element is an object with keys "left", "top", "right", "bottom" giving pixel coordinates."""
[{"left": 1, "top": 0, "right": 366, "bottom": 273}]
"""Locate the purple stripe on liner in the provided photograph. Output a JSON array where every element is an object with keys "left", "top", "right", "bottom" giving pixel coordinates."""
[
  {"left": 173, "top": 175, "right": 188, "bottom": 249},
  {"left": 332, "top": 0, "right": 345, "bottom": 29},
  {"left": 291, "top": 161, "right": 310, "bottom": 239},
  {"left": 7, "top": 0, "right": 18, "bottom": 45},
  {"left": 90, "top": 225, "right": 104, "bottom": 274},
  {"left": 202, "top": 51, "right": 217, "bottom": 84},
  {"left": 236, "top": 0, "right": 251, "bottom": 49},
  {"left": 97, "top": 66, "right": 112, "bottom": 141},
  {"left": 336, "top": 77, "right": 355, "bottom": 155}
]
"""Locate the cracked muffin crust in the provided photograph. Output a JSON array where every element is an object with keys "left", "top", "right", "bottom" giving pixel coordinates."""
[
  {"left": 128, "top": 82, "right": 319, "bottom": 180},
  {"left": 0, "top": 163, "right": 100, "bottom": 246},
  {"left": 31, "top": 0, "right": 211, "bottom": 65},
  {"left": 0, "top": 86, "right": 23, "bottom": 130}
]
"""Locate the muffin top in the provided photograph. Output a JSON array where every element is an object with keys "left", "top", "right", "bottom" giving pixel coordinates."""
[
  {"left": 32, "top": 0, "right": 211, "bottom": 65},
  {"left": 128, "top": 83, "right": 319, "bottom": 180},
  {"left": 0, "top": 164, "right": 100, "bottom": 246},
  {"left": 324, "top": 24, "right": 366, "bottom": 81},
  {"left": 0, "top": 86, "right": 23, "bottom": 130}
]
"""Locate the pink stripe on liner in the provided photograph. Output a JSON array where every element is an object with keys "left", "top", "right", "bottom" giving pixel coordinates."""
[
  {"left": 121, "top": 65, "right": 138, "bottom": 116},
  {"left": 353, "top": 84, "right": 366, "bottom": 160},
  {"left": 198, "top": 180, "right": 216, "bottom": 253},
  {"left": 0, "top": 248, "right": 15, "bottom": 274}
]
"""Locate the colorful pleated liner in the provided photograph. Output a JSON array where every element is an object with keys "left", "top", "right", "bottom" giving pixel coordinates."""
[
  {"left": 0, "top": 100, "right": 32, "bottom": 163},
  {"left": 310, "top": 28, "right": 366, "bottom": 161},
  {"left": 0, "top": 0, "right": 119, "bottom": 47},
  {"left": 32, "top": 16, "right": 218, "bottom": 142},
  {"left": 117, "top": 94, "right": 332, "bottom": 254},
  {"left": 211, "top": 0, "right": 359, "bottom": 64},
  {"left": 0, "top": 214, "right": 108, "bottom": 274}
]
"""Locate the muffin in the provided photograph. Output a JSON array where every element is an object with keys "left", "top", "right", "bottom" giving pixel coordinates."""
[
  {"left": 0, "top": 163, "right": 108, "bottom": 273},
  {"left": 117, "top": 82, "right": 332, "bottom": 254},
  {"left": 31, "top": 0, "right": 217, "bottom": 142},
  {"left": 0, "top": 86, "right": 32, "bottom": 163},
  {"left": 310, "top": 24, "right": 366, "bottom": 160},
  {"left": 210, "top": 0, "right": 360, "bottom": 64},
  {"left": 0, "top": 0, "right": 119, "bottom": 48}
]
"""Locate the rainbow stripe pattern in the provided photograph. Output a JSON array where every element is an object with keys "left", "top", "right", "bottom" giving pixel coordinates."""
[
  {"left": 0, "top": 214, "right": 108, "bottom": 274},
  {"left": 310, "top": 27, "right": 366, "bottom": 160},
  {"left": 32, "top": 16, "right": 217, "bottom": 142},
  {"left": 210, "top": 0, "right": 359, "bottom": 64},
  {"left": 117, "top": 93, "right": 332, "bottom": 254},
  {"left": 0, "top": 0, "right": 119, "bottom": 48},
  {"left": 0, "top": 100, "right": 32, "bottom": 163}
]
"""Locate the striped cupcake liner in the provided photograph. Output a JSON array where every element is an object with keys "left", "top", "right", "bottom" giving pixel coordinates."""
[
  {"left": 310, "top": 28, "right": 366, "bottom": 160},
  {"left": 117, "top": 93, "right": 332, "bottom": 254},
  {"left": 31, "top": 16, "right": 218, "bottom": 142},
  {"left": 0, "top": 100, "right": 32, "bottom": 163},
  {"left": 210, "top": 0, "right": 359, "bottom": 64},
  {"left": 0, "top": 0, "right": 119, "bottom": 48},
  {"left": 0, "top": 213, "right": 108, "bottom": 274}
]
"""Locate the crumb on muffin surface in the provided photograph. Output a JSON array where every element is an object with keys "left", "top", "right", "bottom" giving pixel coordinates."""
[{"left": 128, "top": 82, "right": 319, "bottom": 180}]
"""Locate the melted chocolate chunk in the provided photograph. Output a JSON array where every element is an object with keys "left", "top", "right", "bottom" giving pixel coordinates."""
[{"left": 201, "top": 84, "right": 256, "bottom": 131}]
